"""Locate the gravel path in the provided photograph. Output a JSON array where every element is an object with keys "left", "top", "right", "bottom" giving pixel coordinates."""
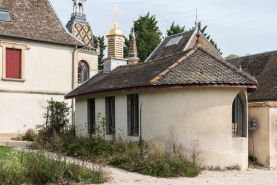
[{"left": 102, "top": 167, "right": 277, "bottom": 185}]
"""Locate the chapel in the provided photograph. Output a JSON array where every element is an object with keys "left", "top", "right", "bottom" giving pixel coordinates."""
[{"left": 65, "top": 5, "right": 258, "bottom": 170}]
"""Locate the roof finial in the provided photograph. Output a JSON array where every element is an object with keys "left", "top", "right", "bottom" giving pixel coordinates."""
[
  {"left": 195, "top": 27, "right": 201, "bottom": 47},
  {"left": 195, "top": 9, "right": 198, "bottom": 29},
  {"left": 165, "top": 20, "right": 168, "bottom": 38},
  {"left": 111, "top": 4, "right": 121, "bottom": 28}
]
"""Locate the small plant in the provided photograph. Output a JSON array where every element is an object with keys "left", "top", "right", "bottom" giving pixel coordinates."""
[
  {"left": 22, "top": 128, "right": 36, "bottom": 141},
  {"left": 249, "top": 155, "right": 257, "bottom": 163}
]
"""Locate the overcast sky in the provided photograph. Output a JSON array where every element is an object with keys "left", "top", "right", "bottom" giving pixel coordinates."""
[{"left": 51, "top": 0, "right": 277, "bottom": 58}]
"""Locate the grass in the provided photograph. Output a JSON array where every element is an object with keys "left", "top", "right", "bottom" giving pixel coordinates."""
[
  {"left": 0, "top": 145, "right": 13, "bottom": 159},
  {"left": 30, "top": 131, "right": 200, "bottom": 178},
  {"left": 0, "top": 144, "right": 108, "bottom": 184}
]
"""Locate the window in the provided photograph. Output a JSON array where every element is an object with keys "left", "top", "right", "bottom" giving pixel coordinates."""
[
  {"left": 6, "top": 49, "right": 21, "bottom": 79},
  {"left": 105, "top": 96, "right": 115, "bottom": 135},
  {"left": 165, "top": 36, "right": 183, "bottom": 47},
  {"left": 1, "top": 41, "right": 30, "bottom": 82},
  {"left": 0, "top": 9, "right": 11, "bottom": 22},
  {"left": 232, "top": 95, "right": 244, "bottom": 137},
  {"left": 88, "top": 98, "right": 95, "bottom": 135},
  {"left": 78, "top": 60, "right": 89, "bottom": 84},
  {"left": 127, "top": 94, "right": 139, "bottom": 136}
]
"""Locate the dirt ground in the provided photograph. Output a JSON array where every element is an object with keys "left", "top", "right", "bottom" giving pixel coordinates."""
[{"left": 102, "top": 167, "right": 277, "bottom": 185}]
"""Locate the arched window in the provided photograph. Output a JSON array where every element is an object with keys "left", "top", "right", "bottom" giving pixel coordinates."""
[
  {"left": 78, "top": 60, "right": 89, "bottom": 84},
  {"left": 232, "top": 95, "right": 244, "bottom": 137}
]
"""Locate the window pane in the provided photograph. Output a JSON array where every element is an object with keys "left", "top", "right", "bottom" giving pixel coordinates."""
[
  {"left": 83, "top": 68, "right": 88, "bottom": 82},
  {"left": 0, "top": 10, "right": 10, "bottom": 22},
  {"left": 232, "top": 95, "right": 243, "bottom": 137}
]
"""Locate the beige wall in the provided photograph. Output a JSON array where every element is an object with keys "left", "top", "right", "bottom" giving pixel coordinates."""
[
  {"left": 269, "top": 107, "right": 277, "bottom": 167},
  {"left": 75, "top": 87, "right": 249, "bottom": 169},
  {"left": 248, "top": 106, "right": 270, "bottom": 167},
  {"left": 0, "top": 37, "right": 99, "bottom": 136}
]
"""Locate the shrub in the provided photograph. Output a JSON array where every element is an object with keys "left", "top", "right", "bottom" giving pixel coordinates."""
[
  {"left": 22, "top": 128, "right": 36, "bottom": 141},
  {"left": 36, "top": 98, "right": 71, "bottom": 140}
]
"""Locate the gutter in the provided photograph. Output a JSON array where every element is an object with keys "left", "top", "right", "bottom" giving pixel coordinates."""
[
  {"left": 72, "top": 46, "right": 77, "bottom": 128},
  {"left": 0, "top": 33, "right": 84, "bottom": 47}
]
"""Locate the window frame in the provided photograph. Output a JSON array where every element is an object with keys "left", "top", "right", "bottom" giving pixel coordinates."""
[
  {"left": 127, "top": 94, "right": 139, "bottom": 136},
  {"left": 105, "top": 96, "right": 115, "bottom": 135},
  {"left": 0, "top": 9, "right": 11, "bottom": 22},
  {"left": 1, "top": 41, "right": 30, "bottom": 82},
  {"left": 87, "top": 98, "right": 95, "bottom": 136},
  {"left": 78, "top": 60, "right": 90, "bottom": 84},
  {"left": 232, "top": 91, "right": 247, "bottom": 138}
]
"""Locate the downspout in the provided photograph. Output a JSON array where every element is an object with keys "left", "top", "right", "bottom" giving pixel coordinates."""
[{"left": 72, "top": 45, "right": 77, "bottom": 128}]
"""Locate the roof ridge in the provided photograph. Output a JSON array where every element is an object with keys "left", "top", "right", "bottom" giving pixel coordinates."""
[
  {"left": 226, "top": 50, "right": 277, "bottom": 61},
  {"left": 118, "top": 50, "right": 192, "bottom": 69},
  {"left": 149, "top": 47, "right": 198, "bottom": 84},
  {"left": 198, "top": 46, "right": 258, "bottom": 86}
]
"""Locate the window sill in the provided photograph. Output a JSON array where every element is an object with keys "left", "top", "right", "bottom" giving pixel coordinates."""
[
  {"left": 128, "top": 134, "right": 139, "bottom": 137},
  {"left": 2, "top": 78, "right": 26, "bottom": 82},
  {"left": 232, "top": 136, "right": 247, "bottom": 138}
]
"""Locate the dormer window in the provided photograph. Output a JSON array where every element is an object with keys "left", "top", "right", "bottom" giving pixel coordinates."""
[
  {"left": 165, "top": 36, "right": 183, "bottom": 47},
  {"left": 0, "top": 9, "right": 11, "bottom": 22}
]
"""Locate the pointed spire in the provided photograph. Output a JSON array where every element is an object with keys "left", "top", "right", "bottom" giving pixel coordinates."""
[
  {"left": 195, "top": 27, "right": 201, "bottom": 47},
  {"left": 128, "top": 24, "right": 139, "bottom": 64}
]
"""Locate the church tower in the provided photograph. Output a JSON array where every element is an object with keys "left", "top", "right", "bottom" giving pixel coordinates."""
[
  {"left": 103, "top": 5, "right": 128, "bottom": 73},
  {"left": 128, "top": 30, "right": 139, "bottom": 64},
  {"left": 66, "top": 0, "right": 94, "bottom": 48}
]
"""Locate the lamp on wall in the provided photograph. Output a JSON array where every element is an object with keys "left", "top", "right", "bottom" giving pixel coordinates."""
[{"left": 249, "top": 118, "right": 258, "bottom": 163}]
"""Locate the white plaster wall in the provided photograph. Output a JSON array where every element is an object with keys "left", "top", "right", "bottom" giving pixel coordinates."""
[
  {"left": 0, "top": 37, "right": 74, "bottom": 93},
  {"left": 248, "top": 106, "right": 270, "bottom": 167},
  {"left": 0, "top": 37, "right": 75, "bottom": 135},
  {"left": 75, "top": 87, "right": 248, "bottom": 169},
  {"left": 0, "top": 92, "right": 71, "bottom": 134},
  {"left": 78, "top": 51, "right": 98, "bottom": 77}
]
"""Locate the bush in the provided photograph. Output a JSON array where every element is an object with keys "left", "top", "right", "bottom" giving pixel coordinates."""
[
  {"left": 36, "top": 98, "right": 71, "bottom": 140},
  {"left": 22, "top": 128, "right": 36, "bottom": 141}
]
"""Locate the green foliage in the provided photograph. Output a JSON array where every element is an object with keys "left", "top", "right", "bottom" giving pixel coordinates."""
[
  {"left": 37, "top": 98, "right": 71, "bottom": 139},
  {"left": 0, "top": 142, "right": 107, "bottom": 184},
  {"left": 93, "top": 35, "right": 107, "bottom": 70},
  {"left": 0, "top": 146, "right": 13, "bottom": 160},
  {"left": 225, "top": 54, "right": 239, "bottom": 59},
  {"left": 191, "top": 22, "right": 222, "bottom": 55},
  {"left": 167, "top": 22, "right": 186, "bottom": 36},
  {"left": 109, "top": 142, "right": 199, "bottom": 178},
  {"left": 249, "top": 155, "right": 257, "bottom": 163},
  {"left": 124, "top": 13, "right": 163, "bottom": 62}
]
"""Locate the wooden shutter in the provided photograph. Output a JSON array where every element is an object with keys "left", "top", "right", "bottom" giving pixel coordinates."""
[
  {"left": 111, "top": 97, "right": 116, "bottom": 134},
  {"left": 6, "top": 48, "right": 21, "bottom": 79},
  {"left": 105, "top": 97, "right": 110, "bottom": 135},
  {"left": 127, "top": 95, "right": 132, "bottom": 135}
]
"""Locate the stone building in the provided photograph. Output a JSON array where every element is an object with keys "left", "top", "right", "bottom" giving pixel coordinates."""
[
  {"left": 65, "top": 7, "right": 258, "bottom": 169},
  {"left": 0, "top": 0, "right": 99, "bottom": 139},
  {"left": 228, "top": 51, "right": 277, "bottom": 168}
]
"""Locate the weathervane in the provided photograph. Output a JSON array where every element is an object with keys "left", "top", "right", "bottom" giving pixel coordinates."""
[{"left": 112, "top": 4, "right": 121, "bottom": 28}]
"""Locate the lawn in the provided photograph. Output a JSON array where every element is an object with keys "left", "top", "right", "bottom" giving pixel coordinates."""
[{"left": 0, "top": 145, "right": 14, "bottom": 159}]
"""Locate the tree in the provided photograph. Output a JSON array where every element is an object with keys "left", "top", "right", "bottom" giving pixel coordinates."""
[
  {"left": 93, "top": 35, "right": 107, "bottom": 70},
  {"left": 124, "top": 13, "right": 163, "bottom": 62},
  {"left": 191, "top": 22, "right": 222, "bottom": 55},
  {"left": 167, "top": 22, "right": 185, "bottom": 36},
  {"left": 225, "top": 54, "right": 239, "bottom": 60}
]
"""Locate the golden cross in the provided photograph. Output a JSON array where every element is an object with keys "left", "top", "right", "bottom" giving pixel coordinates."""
[{"left": 111, "top": 4, "right": 121, "bottom": 27}]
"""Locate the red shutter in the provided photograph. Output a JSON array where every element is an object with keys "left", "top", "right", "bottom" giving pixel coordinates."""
[{"left": 6, "top": 49, "right": 21, "bottom": 79}]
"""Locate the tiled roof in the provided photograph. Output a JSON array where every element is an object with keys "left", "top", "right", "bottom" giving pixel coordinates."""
[
  {"left": 227, "top": 51, "right": 277, "bottom": 100},
  {"left": 146, "top": 30, "right": 195, "bottom": 62},
  {"left": 65, "top": 46, "right": 258, "bottom": 99},
  {"left": 0, "top": 0, "right": 83, "bottom": 46}
]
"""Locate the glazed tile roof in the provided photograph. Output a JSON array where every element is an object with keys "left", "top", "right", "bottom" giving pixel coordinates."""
[
  {"left": 227, "top": 51, "right": 277, "bottom": 100},
  {"left": 65, "top": 46, "right": 258, "bottom": 99},
  {"left": 146, "top": 30, "right": 195, "bottom": 62},
  {"left": 0, "top": 0, "right": 83, "bottom": 46}
]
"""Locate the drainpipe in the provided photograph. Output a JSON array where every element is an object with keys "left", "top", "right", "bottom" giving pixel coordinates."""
[{"left": 72, "top": 45, "right": 77, "bottom": 128}]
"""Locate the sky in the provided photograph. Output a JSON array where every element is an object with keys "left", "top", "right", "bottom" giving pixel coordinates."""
[{"left": 51, "top": 0, "right": 277, "bottom": 58}]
